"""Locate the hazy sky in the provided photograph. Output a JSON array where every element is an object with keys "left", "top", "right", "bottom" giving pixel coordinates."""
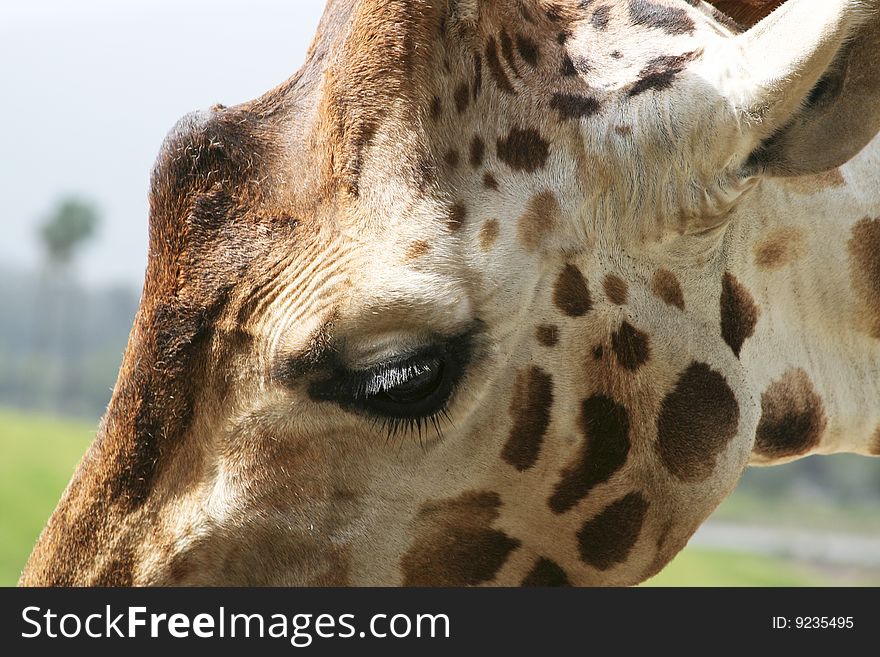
[{"left": 1, "top": 0, "right": 327, "bottom": 287}]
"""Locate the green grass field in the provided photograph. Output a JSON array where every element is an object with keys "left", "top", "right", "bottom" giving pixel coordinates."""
[
  {"left": 0, "top": 407, "right": 873, "bottom": 587},
  {"left": 0, "top": 408, "right": 95, "bottom": 586},
  {"left": 643, "top": 550, "right": 825, "bottom": 587}
]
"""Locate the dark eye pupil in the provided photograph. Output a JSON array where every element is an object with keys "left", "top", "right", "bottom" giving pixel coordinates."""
[
  {"left": 307, "top": 335, "right": 473, "bottom": 423},
  {"left": 380, "top": 361, "right": 443, "bottom": 403}
]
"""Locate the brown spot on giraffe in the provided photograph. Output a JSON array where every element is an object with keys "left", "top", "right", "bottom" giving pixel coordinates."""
[
  {"left": 430, "top": 95, "right": 443, "bottom": 121},
  {"left": 404, "top": 240, "right": 430, "bottom": 262},
  {"left": 783, "top": 168, "right": 845, "bottom": 195},
  {"left": 479, "top": 219, "right": 500, "bottom": 251},
  {"left": 483, "top": 172, "right": 499, "bottom": 190},
  {"left": 656, "top": 362, "right": 740, "bottom": 481},
  {"left": 447, "top": 200, "right": 467, "bottom": 231},
  {"left": 603, "top": 273, "right": 628, "bottom": 305},
  {"left": 500, "top": 30, "right": 521, "bottom": 79},
  {"left": 518, "top": 190, "right": 561, "bottom": 252},
  {"left": 848, "top": 217, "right": 880, "bottom": 338},
  {"left": 444, "top": 147, "right": 460, "bottom": 168},
  {"left": 592, "top": 5, "right": 611, "bottom": 30},
  {"left": 628, "top": 0, "right": 695, "bottom": 35},
  {"left": 535, "top": 324, "right": 559, "bottom": 347},
  {"left": 754, "top": 368, "right": 827, "bottom": 460},
  {"left": 549, "top": 395, "right": 631, "bottom": 514},
  {"left": 497, "top": 127, "right": 550, "bottom": 173},
  {"left": 578, "top": 492, "right": 649, "bottom": 570},
  {"left": 545, "top": 3, "right": 565, "bottom": 22},
  {"left": 651, "top": 268, "right": 685, "bottom": 310},
  {"left": 614, "top": 125, "right": 632, "bottom": 136},
  {"left": 550, "top": 93, "right": 601, "bottom": 121},
  {"left": 343, "top": 120, "right": 379, "bottom": 197},
  {"left": 502, "top": 367, "right": 554, "bottom": 471},
  {"left": 553, "top": 264, "right": 593, "bottom": 317},
  {"left": 754, "top": 226, "right": 807, "bottom": 271},
  {"left": 485, "top": 36, "right": 515, "bottom": 94},
  {"left": 629, "top": 51, "right": 700, "bottom": 97},
  {"left": 454, "top": 81, "right": 470, "bottom": 114},
  {"left": 401, "top": 491, "right": 520, "bottom": 586},
  {"left": 515, "top": 34, "right": 540, "bottom": 67},
  {"left": 720, "top": 272, "right": 759, "bottom": 358},
  {"left": 611, "top": 321, "right": 651, "bottom": 371},
  {"left": 472, "top": 52, "right": 482, "bottom": 100},
  {"left": 560, "top": 53, "right": 577, "bottom": 76},
  {"left": 469, "top": 135, "right": 485, "bottom": 168},
  {"left": 521, "top": 558, "right": 571, "bottom": 586}
]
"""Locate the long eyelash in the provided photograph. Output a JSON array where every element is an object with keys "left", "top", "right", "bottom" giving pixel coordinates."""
[
  {"left": 380, "top": 411, "right": 450, "bottom": 446},
  {"left": 375, "top": 400, "right": 456, "bottom": 449}
]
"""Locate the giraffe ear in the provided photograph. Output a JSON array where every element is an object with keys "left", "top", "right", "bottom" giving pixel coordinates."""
[{"left": 732, "top": 0, "right": 880, "bottom": 177}]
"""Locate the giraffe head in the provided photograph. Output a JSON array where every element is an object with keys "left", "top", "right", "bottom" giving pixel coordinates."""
[{"left": 22, "top": 0, "right": 880, "bottom": 586}]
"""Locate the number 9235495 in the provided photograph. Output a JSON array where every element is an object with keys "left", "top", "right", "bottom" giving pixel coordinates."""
[{"left": 772, "top": 617, "right": 854, "bottom": 629}]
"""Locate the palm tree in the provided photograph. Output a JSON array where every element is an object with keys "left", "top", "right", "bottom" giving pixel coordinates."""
[
  {"left": 39, "top": 198, "right": 99, "bottom": 270},
  {"left": 36, "top": 197, "right": 100, "bottom": 413}
]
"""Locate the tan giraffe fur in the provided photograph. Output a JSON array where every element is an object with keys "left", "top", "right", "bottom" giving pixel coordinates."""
[{"left": 20, "top": 0, "right": 880, "bottom": 587}]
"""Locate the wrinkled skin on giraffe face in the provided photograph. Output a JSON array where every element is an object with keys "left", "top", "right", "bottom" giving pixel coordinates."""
[{"left": 21, "top": 0, "right": 880, "bottom": 586}]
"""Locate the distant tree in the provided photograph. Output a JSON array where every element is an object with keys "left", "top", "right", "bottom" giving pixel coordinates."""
[
  {"left": 38, "top": 197, "right": 100, "bottom": 269},
  {"left": 35, "top": 197, "right": 101, "bottom": 414}
]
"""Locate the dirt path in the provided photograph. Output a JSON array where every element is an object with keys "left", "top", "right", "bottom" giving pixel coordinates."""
[{"left": 691, "top": 521, "right": 880, "bottom": 568}]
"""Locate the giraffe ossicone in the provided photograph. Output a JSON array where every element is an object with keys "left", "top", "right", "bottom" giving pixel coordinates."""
[{"left": 21, "top": 0, "right": 880, "bottom": 586}]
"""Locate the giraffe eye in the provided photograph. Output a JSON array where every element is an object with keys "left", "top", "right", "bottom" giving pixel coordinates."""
[
  {"left": 357, "top": 355, "right": 451, "bottom": 418},
  {"left": 309, "top": 332, "right": 476, "bottom": 429}
]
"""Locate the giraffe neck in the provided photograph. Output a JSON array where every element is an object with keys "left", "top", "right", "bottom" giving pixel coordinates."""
[{"left": 726, "top": 138, "right": 880, "bottom": 462}]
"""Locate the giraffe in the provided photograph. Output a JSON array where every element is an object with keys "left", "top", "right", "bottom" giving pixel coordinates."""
[{"left": 20, "top": 0, "right": 880, "bottom": 586}]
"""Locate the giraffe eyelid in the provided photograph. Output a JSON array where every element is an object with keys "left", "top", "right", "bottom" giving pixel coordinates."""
[{"left": 306, "top": 328, "right": 480, "bottom": 424}]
